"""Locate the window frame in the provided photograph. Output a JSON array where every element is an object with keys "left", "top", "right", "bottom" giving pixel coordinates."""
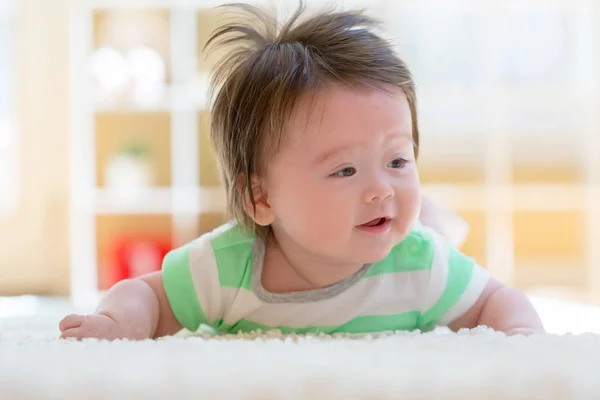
[{"left": 0, "top": 0, "right": 18, "bottom": 216}]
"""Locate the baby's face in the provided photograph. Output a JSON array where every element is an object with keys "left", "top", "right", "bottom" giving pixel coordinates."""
[{"left": 264, "top": 83, "right": 420, "bottom": 265}]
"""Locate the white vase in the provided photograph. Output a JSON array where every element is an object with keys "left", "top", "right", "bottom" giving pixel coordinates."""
[{"left": 105, "top": 153, "right": 153, "bottom": 203}]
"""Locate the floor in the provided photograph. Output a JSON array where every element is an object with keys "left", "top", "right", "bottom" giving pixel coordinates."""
[{"left": 1, "top": 293, "right": 600, "bottom": 335}]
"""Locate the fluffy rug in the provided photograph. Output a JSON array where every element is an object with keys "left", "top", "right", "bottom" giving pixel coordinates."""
[{"left": 1, "top": 312, "right": 599, "bottom": 400}]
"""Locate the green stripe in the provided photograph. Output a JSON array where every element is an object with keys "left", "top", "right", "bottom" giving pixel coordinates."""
[
  {"left": 210, "top": 224, "right": 254, "bottom": 290},
  {"left": 211, "top": 225, "right": 435, "bottom": 288},
  {"left": 365, "top": 230, "right": 434, "bottom": 278},
  {"left": 218, "top": 312, "right": 420, "bottom": 335},
  {"left": 419, "top": 245, "right": 475, "bottom": 330},
  {"left": 161, "top": 245, "right": 207, "bottom": 332}
]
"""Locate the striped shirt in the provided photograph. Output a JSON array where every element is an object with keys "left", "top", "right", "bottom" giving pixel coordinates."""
[{"left": 161, "top": 221, "right": 490, "bottom": 334}]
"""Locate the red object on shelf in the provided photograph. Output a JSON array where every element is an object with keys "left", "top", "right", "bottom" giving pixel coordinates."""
[{"left": 105, "top": 235, "right": 173, "bottom": 289}]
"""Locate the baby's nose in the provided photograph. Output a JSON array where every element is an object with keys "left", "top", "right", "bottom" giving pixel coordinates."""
[{"left": 364, "top": 179, "right": 394, "bottom": 203}]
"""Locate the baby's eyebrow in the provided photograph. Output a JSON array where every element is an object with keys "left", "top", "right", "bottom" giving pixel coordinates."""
[
  {"left": 385, "top": 132, "right": 414, "bottom": 145},
  {"left": 313, "top": 144, "right": 359, "bottom": 166},
  {"left": 313, "top": 132, "right": 413, "bottom": 166}
]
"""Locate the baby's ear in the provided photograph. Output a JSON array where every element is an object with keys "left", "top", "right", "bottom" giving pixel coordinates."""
[{"left": 241, "top": 175, "right": 275, "bottom": 227}]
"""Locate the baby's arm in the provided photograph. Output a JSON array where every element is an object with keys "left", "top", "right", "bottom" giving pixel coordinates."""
[
  {"left": 448, "top": 278, "right": 545, "bottom": 335},
  {"left": 419, "top": 195, "right": 469, "bottom": 248},
  {"left": 59, "top": 272, "right": 182, "bottom": 340},
  {"left": 417, "top": 224, "right": 544, "bottom": 336}
]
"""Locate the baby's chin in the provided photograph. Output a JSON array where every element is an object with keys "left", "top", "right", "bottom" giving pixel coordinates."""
[
  {"left": 353, "top": 242, "right": 399, "bottom": 265},
  {"left": 368, "top": 234, "right": 410, "bottom": 262}
]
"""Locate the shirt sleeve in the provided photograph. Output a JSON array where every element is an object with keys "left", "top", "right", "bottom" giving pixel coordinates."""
[
  {"left": 417, "top": 226, "right": 490, "bottom": 331},
  {"left": 161, "top": 243, "right": 209, "bottom": 332}
]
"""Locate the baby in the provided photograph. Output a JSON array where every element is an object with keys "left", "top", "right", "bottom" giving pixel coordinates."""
[{"left": 60, "top": 2, "right": 544, "bottom": 340}]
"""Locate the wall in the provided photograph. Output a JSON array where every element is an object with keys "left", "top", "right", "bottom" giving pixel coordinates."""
[{"left": 0, "top": 0, "right": 70, "bottom": 295}]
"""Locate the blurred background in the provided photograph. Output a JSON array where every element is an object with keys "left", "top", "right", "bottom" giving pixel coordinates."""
[{"left": 1, "top": 0, "right": 600, "bottom": 329}]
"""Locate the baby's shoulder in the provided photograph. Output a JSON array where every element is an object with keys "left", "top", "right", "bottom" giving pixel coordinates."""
[
  {"left": 171, "top": 221, "right": 255, "bottom": 278},
  {"left": 185, "top": 220, "right": 254, "bottom": 252}
]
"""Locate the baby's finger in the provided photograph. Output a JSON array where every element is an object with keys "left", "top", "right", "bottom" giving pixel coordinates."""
[
  {"left": 59, "top": 327, "right": 85, "bottom": 340},
  {"left": 59, "top": 314, "right": 84, "bottom": 332},
  {"left": 507, "top": 327, "right": 542, "bottom": 336}
]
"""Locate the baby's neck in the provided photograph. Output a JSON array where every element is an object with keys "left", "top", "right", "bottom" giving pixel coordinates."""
[{"left": 260, "top": 232, "right": 365, "bottom": 294}]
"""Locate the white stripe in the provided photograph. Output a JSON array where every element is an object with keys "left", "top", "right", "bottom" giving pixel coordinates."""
[
  {"left": 187, "top": 224, "right": 237, "bottom": 324},
  {"left": 438, "top": 266, "right": 490, "bottom": 325},
  {"left": 219, "top": 271, "right": 431, "bottom": 328},
  {"left": 420, "top": 227, "right": 450, "bottom": 312}
]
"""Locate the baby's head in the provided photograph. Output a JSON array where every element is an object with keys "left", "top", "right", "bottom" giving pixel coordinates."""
[{"left": 207, "top": 2, "right": 421, "bottom": 264}]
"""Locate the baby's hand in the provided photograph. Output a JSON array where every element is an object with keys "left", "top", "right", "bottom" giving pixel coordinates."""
[
  {"left": 59, "top": 313, "right": 119, "bottom": 341},
  {"left": 506, "top": 327, "right": 544, "bottom": 337}
]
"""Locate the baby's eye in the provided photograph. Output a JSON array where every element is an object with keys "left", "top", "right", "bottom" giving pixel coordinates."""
[
  {"left": 387, "top": 158, "right": 408, "bottom": 169},
  {"left": 333, "top": 167, "right": 357, "bottom": 177}
]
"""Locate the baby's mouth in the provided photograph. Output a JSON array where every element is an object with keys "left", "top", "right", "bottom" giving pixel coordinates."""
[{"left": 360, "top": 217, "right": 389, "bottom": 227}]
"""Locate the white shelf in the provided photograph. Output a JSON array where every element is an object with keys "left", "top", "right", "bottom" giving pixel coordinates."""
[
  {"left": 93, "top": 186, "right": 226, "bottom": 215},
  {"left": 85, "top": 0, "right": 570, "bottom": 11},
  {"left": 421, "top": 183, "right": 590, "bottom": 211},
  {"left": 93, "top": 98, "right": 174, "bottom": 114},
  {"left": 84, "top": 0, "right": 372, "bottom": 11},
  {"left": 90, "top": 84, "right": 581, "bottom": 120},
  {"left": 92, "top": 84, "right": 210, "bottom": 113},
  {"left": 85, "top": 0, "right": 269, "bottom": 10},
  {"left": 84, "top": 184, "right": 594, "bottom": 215}
]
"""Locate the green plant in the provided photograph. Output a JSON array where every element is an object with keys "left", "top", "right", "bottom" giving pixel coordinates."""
[{"left": 119, "top": 139, "right": 149, "bottom": 159}]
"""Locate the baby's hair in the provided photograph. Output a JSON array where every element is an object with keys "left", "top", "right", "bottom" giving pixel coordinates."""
[{"left": 205, "top": 1, "right": 419, "bottom": 239}]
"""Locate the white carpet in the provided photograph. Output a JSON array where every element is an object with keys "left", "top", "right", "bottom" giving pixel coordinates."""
[{"left": 1, "top": 296, "right": 600, "bottom": 399}]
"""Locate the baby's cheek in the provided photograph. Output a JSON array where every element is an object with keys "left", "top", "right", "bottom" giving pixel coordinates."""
[
  {"left": 282, "top": 185, "right": 331, "bottom": 224},
  {"left": 397, "top": 181, "right": 421, "bottom": 219},
  {"left": 305, "top": 191, "right": 347, "bottom": 227}
]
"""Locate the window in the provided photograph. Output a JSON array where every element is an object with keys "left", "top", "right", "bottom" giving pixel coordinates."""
[{"left": 0, "top": 0, "right": 18, "bottom": 215}]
